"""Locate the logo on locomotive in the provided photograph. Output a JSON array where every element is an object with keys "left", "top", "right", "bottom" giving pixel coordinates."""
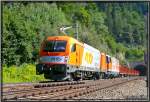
[{"left": 85, "top": 52, "right": 93, "bottom": 64}]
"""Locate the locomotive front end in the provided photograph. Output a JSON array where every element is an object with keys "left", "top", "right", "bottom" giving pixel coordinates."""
[{"left": 36, "top": 36, "right": 70, "bottom": 81}]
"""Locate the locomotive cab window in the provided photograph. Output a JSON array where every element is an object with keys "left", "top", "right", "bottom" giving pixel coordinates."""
[
  {"left": 43, "top": 40, "right": 67, "bottom": 52},
  {"left": 71, "top": 44, "right": 76, "bottom": 52}
]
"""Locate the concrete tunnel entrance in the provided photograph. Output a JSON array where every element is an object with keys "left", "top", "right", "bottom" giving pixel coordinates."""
[{"left": 134, "top": 64, "right": 147, "bottom": 76}]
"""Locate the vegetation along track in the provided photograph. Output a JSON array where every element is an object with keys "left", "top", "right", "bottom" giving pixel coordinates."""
[{"left": 3, "top": 77, "right": 144, "bottom": 100}]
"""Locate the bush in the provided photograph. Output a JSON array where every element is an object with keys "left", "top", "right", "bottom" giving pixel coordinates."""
[{"left": 3, "top": 64, "right": 46, "bottom": 83}]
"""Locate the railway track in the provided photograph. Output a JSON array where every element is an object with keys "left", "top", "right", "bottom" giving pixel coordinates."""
[
  {"left": 3, "top": 81, "right": 85, "bottom": 99},
  {"left": 3, "top": 81, "right": 85, "bottom": 92},
  {"left": 2, "top": 77, "right": 144, "bottom": 101}
]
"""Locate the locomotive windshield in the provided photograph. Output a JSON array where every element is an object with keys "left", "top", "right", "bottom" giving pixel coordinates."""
[{"left": 43, "top": 40, "right": 67, "bottom": 52}]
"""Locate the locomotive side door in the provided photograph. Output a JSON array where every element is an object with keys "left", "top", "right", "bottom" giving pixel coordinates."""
[
  {"left": 76, "top": 44, "right": 80, "bottom": 67},
  {"left": 68, "top": 43, "right": 83, "bottom": 68},
  {"left": 68, "top": 44, "right": 77, "bottom": 66},
  {"left": 76, "top": 44, "right": 84, "bottom": 67}
]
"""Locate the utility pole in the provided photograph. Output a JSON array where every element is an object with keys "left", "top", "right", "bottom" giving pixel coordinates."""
[
  {"left": 72, "top": 15, "right": 79, "bottom": 40},
  {"left": 74, "top": 22, "right": 79, "bottom": 40}
]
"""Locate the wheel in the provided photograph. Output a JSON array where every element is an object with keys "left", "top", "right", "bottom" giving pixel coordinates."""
[
  {"left": 101, "top": 73, "right": 105, "bottom": 79},
  {"left": 68, "top": 74, "right": 74, "bottom": 81},
  {"left": 100, "top": 73, "right": 103, "bottom": 79},
  {"left": 95, "top": 72, "right": 100, "bottom": 80}
]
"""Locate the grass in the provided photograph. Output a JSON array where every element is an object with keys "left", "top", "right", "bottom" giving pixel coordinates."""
[{"left": 2, "top": 63, "right": 47, "bottom": 83}]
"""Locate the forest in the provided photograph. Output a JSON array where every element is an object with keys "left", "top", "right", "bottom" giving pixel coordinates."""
[{"left": 2, "top": 2, "right": 148, "bottom": 83}]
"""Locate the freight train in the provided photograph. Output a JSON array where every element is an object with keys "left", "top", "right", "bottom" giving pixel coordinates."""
[{"left": 36, "top": 36, "right": 139, "bottom": 81}]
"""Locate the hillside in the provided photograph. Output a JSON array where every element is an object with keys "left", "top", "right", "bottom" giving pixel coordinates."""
[{"left": 2, "top": 2, "right": 148, "bottom": 66}]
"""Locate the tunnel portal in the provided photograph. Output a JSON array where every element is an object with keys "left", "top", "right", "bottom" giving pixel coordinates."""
[{"left": 134, "top": 64, "right": 147, "bottom": 76}]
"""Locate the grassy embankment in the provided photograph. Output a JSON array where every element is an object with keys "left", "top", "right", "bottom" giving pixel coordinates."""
[{"left": 3, "top": 64, "right": 47, "bottom": 83}]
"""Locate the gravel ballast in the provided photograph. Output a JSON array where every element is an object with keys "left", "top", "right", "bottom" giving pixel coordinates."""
[{"left": 74, "top": 79, "right": 148, "bottom": 100}]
